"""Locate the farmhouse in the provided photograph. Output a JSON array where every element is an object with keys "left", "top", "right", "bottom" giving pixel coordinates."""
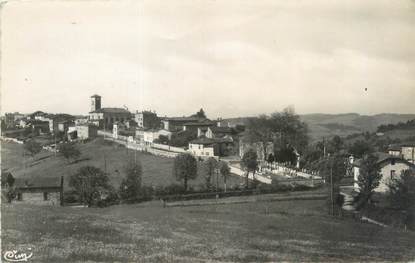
[
  {"left": 353, "top": 152, "right": 415, "bottom": 193},
  {"left": 189, "top": 136, "right": 234, "bottom": 158}
]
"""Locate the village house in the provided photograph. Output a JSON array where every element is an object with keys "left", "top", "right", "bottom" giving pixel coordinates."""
[
  {"left": 4, "top": 112, "right": 26, "bottom": 128},
  {"left": 189, "top": 136, "right": 234, "bottom": 158},
  {"left": 88, "top": 94, "right": 132, "bottom": 129},
  {"left": 401, "top": 144, "right": 415, "bottom": 163},
  {"left": 135, "top": 110, "right": 160, "bottom": 129},
  {"left": 205, "top": 126, "right": 235, "bottom": 139},
  {"left": 161, "top": 116, "right": 205, "bottom": 132},
  {"left": 387, "top": 143, "right": 415, "bottom": 164},
  {"left": 352, "top": 152, "right": 415, "bottom": 193},
  {"left": 76, "top": 124, "right": 98, "bottom": 140},
  {"left": 189, "top": 137, "right": 219, "bottom": 158},
  {"left": 74, "top": 116, "right": 89, "bottom": 126}
]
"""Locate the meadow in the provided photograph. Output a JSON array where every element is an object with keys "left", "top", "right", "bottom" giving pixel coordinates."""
[
  {"left": 2, "top": 199, "right": 415, "bottom": 262},
  {"left": 1, "top": 138, "right": 245, "bottom": 190}
]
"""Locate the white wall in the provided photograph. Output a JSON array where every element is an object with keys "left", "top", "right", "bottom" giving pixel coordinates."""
[
  {"left": 189, "top": 143, "right": 215, "bottom": 157},
  {"left": 354, "top": 161, "right": 413, "bottom": 193}
]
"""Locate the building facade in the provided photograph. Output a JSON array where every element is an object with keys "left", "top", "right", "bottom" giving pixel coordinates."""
[
  {"left": 134, "top": 111, "right": 160, "bottom": 129},
  {"left": 88, "top": 95, "right": 132, "bottom": 129},
  {"left": 353, "top": 154, "right": 415, "bottom": 193}
]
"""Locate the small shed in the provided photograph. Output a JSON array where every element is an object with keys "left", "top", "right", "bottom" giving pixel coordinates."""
[{"left": 14, "top": 176, "right": 64, "bottom": 206}]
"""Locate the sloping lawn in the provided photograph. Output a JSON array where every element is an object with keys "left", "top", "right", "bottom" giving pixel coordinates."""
[
  {"left": 1, "top": 139, "right": 245, "bottom": 190},
  {"left": 2, "top": 199, "right": 415, "bottom": 262}
]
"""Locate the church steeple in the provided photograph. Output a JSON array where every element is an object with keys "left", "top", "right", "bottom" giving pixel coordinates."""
[{"left": 90, "top": 94, "right": 101, "bottom": 112}]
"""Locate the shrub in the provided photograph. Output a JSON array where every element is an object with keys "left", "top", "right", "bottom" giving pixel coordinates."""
[{"left": 69, "top": 166, "right": 111, "bottom": 207}]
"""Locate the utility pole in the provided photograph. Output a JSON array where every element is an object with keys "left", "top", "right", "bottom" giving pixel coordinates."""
[
  {"left": 330, "top": 158, "right": 334, "bottom": 216},
  {"left": 54, "top": 132, "right": 57, "bottom": 157},
  {"left": 104, "top": 153, "right": 107, "bottom": 174}
]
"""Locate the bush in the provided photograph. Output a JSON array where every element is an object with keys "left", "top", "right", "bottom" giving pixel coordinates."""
[
  {"left": 93, "top": 187, "right": 120, "bottom": 207},
  {"left": 63, "top": 191, "right": 80, "bottom": 204}
]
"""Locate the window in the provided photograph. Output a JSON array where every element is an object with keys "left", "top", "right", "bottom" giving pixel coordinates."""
[{"left": 390, "top": 170, "right": 396, "bottom": 179}]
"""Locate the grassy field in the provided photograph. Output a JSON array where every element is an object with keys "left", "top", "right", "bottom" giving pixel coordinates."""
[
  {"left": 1, "top": 138, "right": 245, "bottom": 190},
  {"left": 2, "top": 199, "right": 415, "bottom": 262}
]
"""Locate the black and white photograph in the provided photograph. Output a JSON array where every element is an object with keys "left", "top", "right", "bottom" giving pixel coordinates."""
[{"left": 1, "top": 0, "right": 414, "bottom": 262}]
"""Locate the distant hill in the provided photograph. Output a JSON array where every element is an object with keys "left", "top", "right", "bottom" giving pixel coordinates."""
[
  {"left": 301, "top": 113, "right": 415, "bottom": 141},
  {"left": 222, "top": 113, "right": 415, "bottom": 141}
]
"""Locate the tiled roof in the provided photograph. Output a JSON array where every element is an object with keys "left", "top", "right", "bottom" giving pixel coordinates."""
[
  {"left": 184, "top": 121, "right": 216, "bottom": 126},
  {"left": 190, "top": 136, "right": 233, "bottom": 145},
  {"left": 210, "top": 126, "right": 234, "bottom": 133},
  {"left": 90, "top": 108, "right": 130, "bottom": 114},
  {"left": 14, "top": 177, "right": 61, "bottom": 189},
  {"left": 162, "top": 117, "right": 202, "bottom": 122},
  {"left": 353, "top": 152, "right": 415, "bottom": 168}
]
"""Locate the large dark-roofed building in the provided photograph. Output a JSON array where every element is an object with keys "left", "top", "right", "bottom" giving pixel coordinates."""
[{"left": 88, "top": 95, "right": 132, "bottom": 129}]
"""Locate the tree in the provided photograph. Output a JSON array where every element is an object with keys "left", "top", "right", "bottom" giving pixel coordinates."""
[
  {"left": 318, "top": 154, "right": 347, "bottom": 215},
  {"left": 119, "top": 158, "right": 143, "bottom": 201},
  {"left": 274, "top": 146, "right": 297, "bottom": 165},
  {"left": 348, "top": 140, "right": 373, "bottom": 158},
  {"left": 1, "top": 172, "right": 16, "bottom": 203},
  {"left": 24, "top": 139, "right": 42, "bottom": 157},
  {"left": 169, "top": 130, "right": 197, "bottom": 147},
  {"left": 267, "top": 153, "right": 275, "bottom": 164},
  {"left": 203, "top": 158, "right": 218, "bottom": 191},
  {"left": 388, "top": 169, "right": 415, "bottom": 211},
  {"left": 219, "top": 161, "right": 231, "bottom": 192},
  {"left": 355, "top": 154, "right": 381, "bottom": 209},
  {"left": 269, "top": 107, "right": 309, "bottom": 154},
  {"left": 330, "top": 136, "right": 344, "bottom": 153},
  {"left": 173, "top": 153, "right": 198, "bottom": 192},
  {"left": 193, "top": 108, "right": 206, "bottom": 119},
  {"left": 69, "top": 166, "right": 111, "bottom": 207},
  {"left": 243, "top": 115, "right": 273, "bottom": 160},
  {"left": 154, "top": 135, "right": 169, "bottom": 144},
  {"left": 58, "top": 143, "right": 81, "bottom": 163},
  {"left": 241, "top": 149, "right": 258, "bottom": 189},
  {"left": 387, "top": 169, "right": 415, "bottom": 230},
  {"left": 243, "top": 107, "right": 309, "bottom": 161}
]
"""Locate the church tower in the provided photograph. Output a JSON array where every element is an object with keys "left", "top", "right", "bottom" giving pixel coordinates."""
[{"left": 90, "top": 94, "right": 101, "bottom": 112}]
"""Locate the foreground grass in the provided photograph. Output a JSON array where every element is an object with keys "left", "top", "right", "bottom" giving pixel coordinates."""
[{"left": 2, "top": 199, "right": 415, "bottom": 262}]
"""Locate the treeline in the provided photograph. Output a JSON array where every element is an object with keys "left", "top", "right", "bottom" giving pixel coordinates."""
[{"left": 377, "top": 119, "right": 415, "bottom": 132}]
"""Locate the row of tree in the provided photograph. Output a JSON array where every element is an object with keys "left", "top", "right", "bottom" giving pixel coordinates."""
[{"left": 243, "top": 106, "right": 308, "bottom": 166}]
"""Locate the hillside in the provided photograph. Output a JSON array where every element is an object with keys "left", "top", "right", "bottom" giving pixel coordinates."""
[
  {"left": 223, "top": 113, "right": 415, "bottom": 141},
  {"left": 1, "top": 138, "right": 244, "bottom": 190},
  {"left": 301, "top": 113, "right": 415, "bottom": 140}
]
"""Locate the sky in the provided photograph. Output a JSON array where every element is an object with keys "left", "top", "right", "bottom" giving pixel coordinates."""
[{"left": 1, "top": 0, "right": 414, "bottom": 118}]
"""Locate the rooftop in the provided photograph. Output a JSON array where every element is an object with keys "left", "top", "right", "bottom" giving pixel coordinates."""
[
  {"left": 90, "top": 108, "right": 130, "bottom": 114},
  {"left": 190, "top": 136, "right": 233, "bottom": 145},
  {"left": 14, "top": 177, "right": 61, "bottom": 189},
  {"left": 162, "top": 116, "right": 203, "bottom": 122},
  {"left": 353, "top": 152, "right": 415, "bottom": 168},
  {"left": 210, "top": 126, "right": 234, "bottom": 133}
]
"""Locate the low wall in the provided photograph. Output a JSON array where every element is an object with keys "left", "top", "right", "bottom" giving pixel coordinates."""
[
  {"left": 152, "top": 143, "right": 187, "bottom": 153},
  {"left": 0, "top": 136, "right": 24, "bottom": 144}
]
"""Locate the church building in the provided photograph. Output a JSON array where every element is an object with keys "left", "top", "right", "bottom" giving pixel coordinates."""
[{"left": 88, "top": 94, "right": 131, "bottom": 129}]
